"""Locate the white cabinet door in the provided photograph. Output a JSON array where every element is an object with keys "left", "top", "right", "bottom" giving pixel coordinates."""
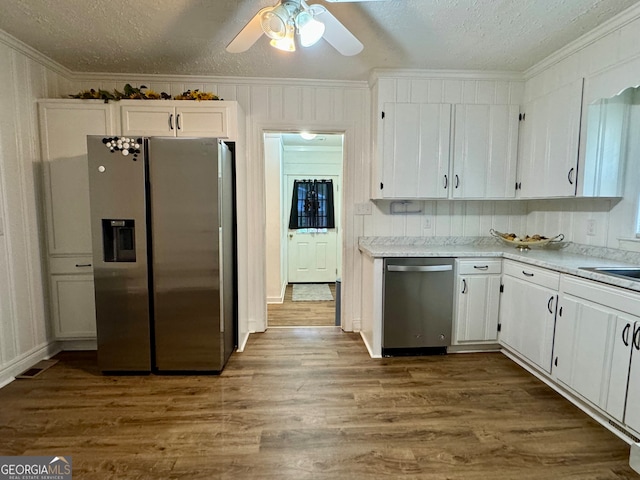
[
  {"left": 500, "top": 275, "right": 557, "bottom": 372},
  {"left": 452, "top": 104, "right": 519, "bottom": 199},
  {"left": 50, "top": 274, "right": 97, "bottom": 339},
  {"left": 176, "top": 106, "right": 229, "bottom": 138},
  {"left": 121, "top": 105, "right": 176, "bottom": 136},
  {"left": 625, "top": 322, "right": 640, "bottom": 434},
  {"left": 121, "top": 102, "right": 237, "bottom": 139},
  {"left": 607, "top": 316, "right": 636, "bottom": 422},
  {"left": 381, "top": 103, "right": 451, "bottom": 198},
  {"left": 39, "top": 101, "right": 113, "bottom": 256},
  {"left": 454, "top": 274, "right": 501, "bottom": 343},
  {"left": 518, "top": 78, "right": 584, "bottom": 198},
  {"left": 553, "top": 294, "right": 616, "bottom": 408}
]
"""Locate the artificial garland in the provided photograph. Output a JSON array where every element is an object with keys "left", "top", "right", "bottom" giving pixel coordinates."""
[{"left": 69, "top": 84, "right": 220, "bottom": 103}]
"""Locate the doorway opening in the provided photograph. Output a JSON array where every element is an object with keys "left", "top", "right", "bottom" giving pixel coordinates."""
[{"left": 264, "top": 131, "right": 344, "bottom": 327}]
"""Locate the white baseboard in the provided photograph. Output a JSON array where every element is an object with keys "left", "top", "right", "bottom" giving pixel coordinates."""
[
  {"left": 57, "top": 339, "right": 97, "bottom": 351},
  {"left": 237, "top": 331, "right": 250, "bottom": 353},
  {"left": 360, "top": 331, "right": 380, "bottom": 358},
  {"left": 0, "top": 341, "right": 61, "bottom": 389},
  {"left": 631, "top": 443, "right": 640, "bottom": 474}
]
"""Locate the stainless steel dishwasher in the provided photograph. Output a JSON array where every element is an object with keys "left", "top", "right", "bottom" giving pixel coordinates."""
[{"left": 382, "top": 257, "right": 455, "bottom": 356}]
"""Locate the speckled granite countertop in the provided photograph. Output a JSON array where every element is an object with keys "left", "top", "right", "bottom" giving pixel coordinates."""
[{"left": 359, "top": 236, "right": 640, "bottom": 293}]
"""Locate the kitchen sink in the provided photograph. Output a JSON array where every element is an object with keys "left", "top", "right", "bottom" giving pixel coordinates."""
[{"left": 580, "top": 267, "right": 640, "bottom": 281}]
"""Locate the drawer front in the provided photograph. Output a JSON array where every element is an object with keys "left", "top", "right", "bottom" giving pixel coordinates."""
[
  {"left": 49, "top": 256, "right": 94, "bottom": 274},
  {"left": 562, "top": 274, "right": 640, "bottom": 316},
  {"left": 503, "top": 260, "right": 559, "bottom": 290},
  {"left": 457, "top": 259, "right": 502, "bottom": 275}
]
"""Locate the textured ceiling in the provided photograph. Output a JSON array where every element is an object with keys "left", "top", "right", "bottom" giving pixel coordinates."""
[{"left": 0, "top": 0, "right": 638, "bottom": 81}]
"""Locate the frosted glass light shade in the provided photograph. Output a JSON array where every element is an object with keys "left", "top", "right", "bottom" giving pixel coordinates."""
[{"left": 296, "top": 11, "right": 325, "bottom": 47}]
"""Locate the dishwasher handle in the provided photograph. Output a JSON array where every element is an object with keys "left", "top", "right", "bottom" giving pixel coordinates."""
[{"left": 387, "top": 264, "right": 453, "bottom": 273}]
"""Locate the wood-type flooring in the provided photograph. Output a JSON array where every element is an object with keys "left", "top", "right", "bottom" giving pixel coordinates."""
[
  {"left": 0, "top": 327, "right": 638, "bottom": 479},
  {"left": 268, "top": 283, "right": 336, "bottom": 327}
]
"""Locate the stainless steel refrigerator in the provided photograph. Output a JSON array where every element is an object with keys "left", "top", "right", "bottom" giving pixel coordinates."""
[{"left": 87, "top": 136, "right": 236, "bottom": 373}]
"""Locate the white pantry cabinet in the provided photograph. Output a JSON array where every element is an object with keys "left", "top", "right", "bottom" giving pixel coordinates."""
[
  {"left": 119, "top": 100, "right": 238, "bottom": 140},
  {"left": 499, "top": 260, "right": 559, "bottom": 373},
  {"left": 517, "top": 78, "right": 584, "bottom": 198},
  {"left": 38, "top": 100, "right": 115, "bottom": 339},
  {"left": 376, "top": 102, "right": 519, "bottom": 199},
  {"left": 453, "top": 259, "right": 502, "bottom": 344}
]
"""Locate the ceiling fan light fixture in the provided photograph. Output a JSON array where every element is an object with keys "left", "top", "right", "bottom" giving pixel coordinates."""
[
  {"left": 261, "top": 4, "right": 293, "bottom": 40},
  {"left": 296, "top": 11, "right": 325, "bottom": 47},
  {"left": 270, "top": 24, "right": 296, "bottom": 51},
  {"left": 300, "top": 131, "right": 317, "bottom": 140}
]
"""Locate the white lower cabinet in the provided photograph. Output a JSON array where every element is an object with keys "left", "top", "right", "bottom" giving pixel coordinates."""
[
  {"left": 50, "top": 273, "right": 97, "bottom": 339},
  {"left": 625, "top": 323, "right": 640, "bottom": 434},
  {"left": 499, "top": 261, "right": 559, "bottom": 373},
  {"left": 556, "top": 275, "right": 640, "bottom": 436},
  {"left": 453, "top": 259, "right": 502, "bottom": 344},
  {"left": 553, "top": 294, "right": 617, "bottom": 408}
]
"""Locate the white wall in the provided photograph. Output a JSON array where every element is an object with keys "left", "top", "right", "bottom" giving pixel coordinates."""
[
  {"left": 0, "top": 31, "right": 74, "bottom": 386},
  {"left": 264, "top": 134, "right": 284, "bottom": 303},
  {"left": 524, "top": 5, "right": 640, "bottom": 249}
]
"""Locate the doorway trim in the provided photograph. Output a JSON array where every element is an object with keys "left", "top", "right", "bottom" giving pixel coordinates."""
[{"left": 250, "top": 120, "right": 355, "bottom": 334}]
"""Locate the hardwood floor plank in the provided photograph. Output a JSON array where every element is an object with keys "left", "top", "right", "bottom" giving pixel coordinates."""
[{"left": 0, "top": 327, "right": 637, "bottom": 479}]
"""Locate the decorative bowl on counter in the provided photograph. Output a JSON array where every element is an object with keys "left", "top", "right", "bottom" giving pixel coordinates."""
[{"left": 490, "top": 229, "right": 564, "bottom": 251}]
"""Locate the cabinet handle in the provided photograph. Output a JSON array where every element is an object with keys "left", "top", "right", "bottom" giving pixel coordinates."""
[
  {"left": 568, "top": 167, "right": 575, "bottom": 185},
  {"left": 473, "top": 265, "right": 489, "bottom": 270},
  {"left": 455, "top": 174, "right": 460, "bottom": 189},
  {"left": 443, "top": 175, "right": 448, "bottom": 189},
  {"left": 522, "top": 270, "right": 534, "bottom": 277},
  {"left": 634, "top": 325, "right": 640, "bottom": 350},
  {"left": 554, "top": 357, "right": 558, "bottom": 367},
  {"left": 75, "top": 263, "right": 92, "bottom": 268},
  {"left": 462, "top": 278, "right": 467, "bottom": 294},
  {"left": 176, "top": 113, "right": 181, "bottom": 130},
  {"left": 622, "top": 323, "right": 631, "bottom": 347},
  {"left": 559, "top": 306, "right": 563, "bottom": 317},
  {"left": 547, "top": 296, "right": 554, "bottom": 314},
  {"left": 169, "top": 113, "right": 174, "bottom": 130}
]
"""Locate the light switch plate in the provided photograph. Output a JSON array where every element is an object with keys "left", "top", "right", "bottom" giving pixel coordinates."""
[{"left": 355, "top": 202, "right": 372, "bottom": 215}]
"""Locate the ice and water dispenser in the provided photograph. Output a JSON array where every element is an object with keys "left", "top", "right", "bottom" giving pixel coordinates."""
[{"left": 102, "top": 219, "right": 136, "bottom": 262}]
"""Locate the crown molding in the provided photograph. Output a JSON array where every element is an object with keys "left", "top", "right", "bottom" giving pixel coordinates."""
[
  {"left": 70, "top": 71, "right": 369, "bottom": 90},
  {"left": 524, "top": 2, "right": 640, "bottom": 79},
  {"left": 368, "top": 68, "right": 524, "bottom": 87},
  {"left": 0, "top": 29, "right": 72, "bottom": 78}
]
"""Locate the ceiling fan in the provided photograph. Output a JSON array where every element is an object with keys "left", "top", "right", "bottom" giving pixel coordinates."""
[{"left": 226, "top": 0, "right": 380, "bottom": 56}]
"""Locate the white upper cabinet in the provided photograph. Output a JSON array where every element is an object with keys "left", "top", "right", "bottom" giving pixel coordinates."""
[
  {"left": 370, "top": 75, "right": 524, "bottom": 200},
  {"left": 381, "top": 102, "right": 451, "bottom": 198},
  {"left": 517, "top": 78, "right": 584, "bottom": 198},
  {"left": 120, "top": 100, "right": 238, "bottom": 140},
  {"left": 452, "top": 104, "right": 519, "bottom": 199}
]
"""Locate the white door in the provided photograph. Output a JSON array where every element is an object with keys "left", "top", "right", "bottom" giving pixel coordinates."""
[{"left": 287, "top": 175, "right": 339, "bottom": 283}]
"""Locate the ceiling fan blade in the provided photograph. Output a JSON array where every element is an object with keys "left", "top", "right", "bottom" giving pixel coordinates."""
[
  {"left": 316, "top": 8, "right": 363, "bottom": 56},
  {"left": 226, "top": 7, "right": 270, "bottom": 53}
]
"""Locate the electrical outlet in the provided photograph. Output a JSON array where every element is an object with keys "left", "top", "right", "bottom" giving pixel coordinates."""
[
  {"left": 586, "top": 219, "right": 596, "bottom": 236},
  {"left": 354, "top": 202, "right": 372, "bottom": 215},
  {"left": 424, "top": 216, "right": 433, "bottom": 230}
]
